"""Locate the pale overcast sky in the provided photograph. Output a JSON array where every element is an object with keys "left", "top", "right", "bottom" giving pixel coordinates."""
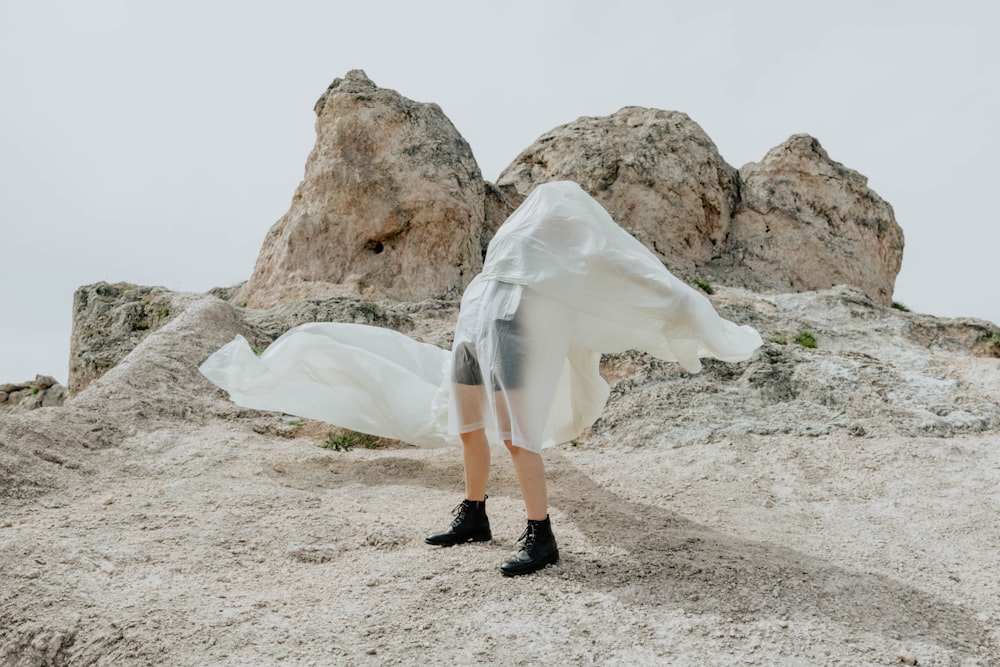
[{"left": 1, "top": 0, "right": 997, "bottom": 384}]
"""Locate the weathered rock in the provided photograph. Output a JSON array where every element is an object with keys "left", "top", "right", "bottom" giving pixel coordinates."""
[
  {"left": 590, "top": 285, "right": 1000, "bottom": 447},
  {"left": 67, "top": 281, "right": 178, "bottom": 395},
  {"left": 235, "top": 70, "right": 486, "bottom": 308},
  {"left": 0, "top": 295, "right": 255, "bottom": 501},
  {"left": 708, "top": 134, "right": 904, "bottom": 305},
  {"left": 0, "top": 377, "right": 66, "bottom": 414},
  {"left": 34, "top": 375, "right": 57, "bottom": 390},
  {"left": 482, "top": 181, "right": 524, "bottom": 258},
  {"left": 497, "top": 107, "right": 740, "bottom": 274}
]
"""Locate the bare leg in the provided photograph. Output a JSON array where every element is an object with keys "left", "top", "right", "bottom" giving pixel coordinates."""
[
  {"left": 461, "top": 429, "right": 490, "bottom": 501},
  {"left": 505, "top": 441, "right": 548, "bottom": 520},
  {"left": 426, "top": 428, "right": 492, "bottom": 547}
]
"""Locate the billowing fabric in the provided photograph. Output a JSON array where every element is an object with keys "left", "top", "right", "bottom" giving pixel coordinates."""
[
  {"left": 199, "top": 322, "right": 454, "bottom": 448},
  {"left": 199, "top": 180, "right": 763, "bottom": 452}
]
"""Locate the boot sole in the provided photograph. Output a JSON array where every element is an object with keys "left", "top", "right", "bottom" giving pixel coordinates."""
[
  {"left": 424, "top": 532, "right": 492, "bottom": 547},
  {"left": 500, "top": 549, "right": 559, "bottom": 577}
]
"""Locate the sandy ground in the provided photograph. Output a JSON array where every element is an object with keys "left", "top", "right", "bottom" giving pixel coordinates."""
[
  {"left": 2, "top": 291, "right": 999, "bottom": 665},
  {"left": 2, "top": 416, "right": 997, "bottom": 666}
]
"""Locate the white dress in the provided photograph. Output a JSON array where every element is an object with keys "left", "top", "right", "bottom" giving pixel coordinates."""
[{"left": 200, "top": 181, "right": 763, "bottom": 453}]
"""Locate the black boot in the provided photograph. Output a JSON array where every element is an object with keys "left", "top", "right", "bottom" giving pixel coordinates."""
[
  {"left": 425, "top": 498, "right": 492, "bottom": 547},
  {"left": 500, "top": 516, "right": 559, "bottom": 576}
]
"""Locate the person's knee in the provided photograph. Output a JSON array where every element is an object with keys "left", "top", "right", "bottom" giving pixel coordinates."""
[
  {"left": 461, "top": 429, "right": 488, "bottom": 449},
  {"left": 505, "top": 441, "right": 540, "bottom": 460}
]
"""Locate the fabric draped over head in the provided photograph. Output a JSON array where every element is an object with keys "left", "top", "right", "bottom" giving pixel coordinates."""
[{"left": 199, "top": 180, "right": 763, "bottom": 451}]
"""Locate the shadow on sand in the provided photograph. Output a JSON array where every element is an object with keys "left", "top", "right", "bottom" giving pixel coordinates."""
[{"left": 329, "top": 448, "right": 989, "bottom": 658}]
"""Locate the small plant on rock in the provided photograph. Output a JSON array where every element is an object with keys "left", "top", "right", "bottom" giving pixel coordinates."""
[
  {"left": 794, "top": 330, "right": 817, "bottom": 349},
  {"left": 322, "top": 430, "right": 382, "bottom": 451},
  {"left": 891, "top": 301, "right": 911, "bottom": 312},
  {"left": 692, "top": 278, "right": 714, "bottom": 295}
]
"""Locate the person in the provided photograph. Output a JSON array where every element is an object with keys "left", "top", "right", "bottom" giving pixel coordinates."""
[
  {"left": 424, "top": 281, "right": 572, "bottom": 575},
  {"left": 200, "top": 180, "right": 762, "bottom": 577},
  {"left": 422, "top": 180, "right": 763, "bottom": 576}
]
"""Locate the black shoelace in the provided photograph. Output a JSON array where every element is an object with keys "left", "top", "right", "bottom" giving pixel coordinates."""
[
  {"left": 516, "top": 524, "right": 536, "bottom": 550},
  {"left": 450, "top": 502, "right": 470, "bottom": 527}
]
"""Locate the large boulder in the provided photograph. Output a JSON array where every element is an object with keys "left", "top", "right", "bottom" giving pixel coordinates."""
[
  {"left": 236, "top": 70, "right": 486, "bottom": 308},
  {"left": 709, "top": 134, "right": 904, "bottom": 305},
  {"left": 496, "top": 107, "right": 740, "bottom": 274}
]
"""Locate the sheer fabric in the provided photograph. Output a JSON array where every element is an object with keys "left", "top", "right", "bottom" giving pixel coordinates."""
[
  {"left": 448, "top": 280, "right": 578, "bottom": 450},
  {"left": 200, "top": 181, "right": 763, "bottom": 452}
]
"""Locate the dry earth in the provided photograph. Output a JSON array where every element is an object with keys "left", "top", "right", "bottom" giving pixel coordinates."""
[{"left": 1, "top": 290, "right": 998, "bottom": 666}]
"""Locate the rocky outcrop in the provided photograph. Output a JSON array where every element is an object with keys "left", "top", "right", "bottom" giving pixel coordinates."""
[
  {"left": 235, "top": 70, "right": 486, "bottom": 308},
  {"left": 497, "top": 107, "right": 740, "bottom": 275},
  {"left": 707, "top": 134, "right": 905, "bottom": 306},
  {"left": 58, "top": 280, "right": 1000, "bottom": 453},
  {"left": 224, "top": 79, "right": 903, "bottom": 308},
  {"left": 68, "top": 282, "right": 178, "bottom": 395},
  {"left": 0, "top": 375, "right": 65, "bottom": 414},
  {"left": 0, "top": 294, "right": 254, "bottom": 501},
  {"left": 593, "top": 285, "right": 1000, "bottom": 446},
  {"left": 65, "top": 278, "right": 462, "bottom": 402},
  {"left": 497, "top": 114, "right": 903, "bottom": 305}
]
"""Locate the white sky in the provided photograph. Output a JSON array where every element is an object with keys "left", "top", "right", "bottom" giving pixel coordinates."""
[{"left": 1, "top": 0, "right": 997, "bottom": 384}]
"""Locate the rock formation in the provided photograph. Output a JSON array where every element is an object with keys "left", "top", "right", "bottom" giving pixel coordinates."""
[
  {"left": 707, "top": 134, "right": 905, "bottom": 306},
  {"left": 228, "top": 75, "right": 904, "bottom": 309},
  {"left": 0, "top": 375, "right": 65, "bottom": 414},
  {"left": 235, "top": 70, "right": 486, "bottom": 307},
  {"left": 496, "top": 115, "right": 903, "bottom": 306},
  {"left": 68, "top": 282, "right": 178, "bottom": 395},
  {"left": 593, "top": 285, "right": 1000, "bottom": 445},
  {"left": 497, "top": 107, "right": 740, "bottom": 276},
  {"left": 55, "top": 282, "right": 1000, "bottom": 455}
]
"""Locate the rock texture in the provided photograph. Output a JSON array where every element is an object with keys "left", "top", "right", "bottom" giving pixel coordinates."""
[
  {"left": 235, "top": 70, "right": 486, "bottom": 308},
  {"left": 1, "top": 287, "right": 999, "bottom": 665},
  {"left": 594, "top": 285, "right": 1000, "bottom": 446},
  {"left": 497, "top": 107, "right": 740, "bottom": 275},
  {"left": 0, "top": 375, "right": 65, "bottom": 414},
  {"left": 229, "top": 81, "right": 904, "bottom": 309},
  {"left": 497, "top": 115, "right": 903, "bottom": 305},
  {"left": 709, "top": 134, "right": 905, "bottom": 306},
  {"left": 68, "top": 282, "right": 179, "bottom": 395}
]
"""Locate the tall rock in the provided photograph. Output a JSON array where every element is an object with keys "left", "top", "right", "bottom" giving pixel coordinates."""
[
  {"left": 497, "top": 107, "right": 740, "bottom": 274},
  {"left": 711, "top": 134, "right": 904, "bottom": 305},
  {"left": 236, "top": 70, "right": 486, "bottom": 307}
]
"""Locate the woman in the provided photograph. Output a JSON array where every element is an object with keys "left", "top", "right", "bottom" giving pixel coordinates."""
[{"left": 200, "top": 181, "right": 762, "bottom": 576}]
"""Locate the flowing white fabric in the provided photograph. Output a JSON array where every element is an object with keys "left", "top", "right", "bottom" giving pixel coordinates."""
[{"left": 199, "top": 181, "right": 763, "bottom": 452}]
